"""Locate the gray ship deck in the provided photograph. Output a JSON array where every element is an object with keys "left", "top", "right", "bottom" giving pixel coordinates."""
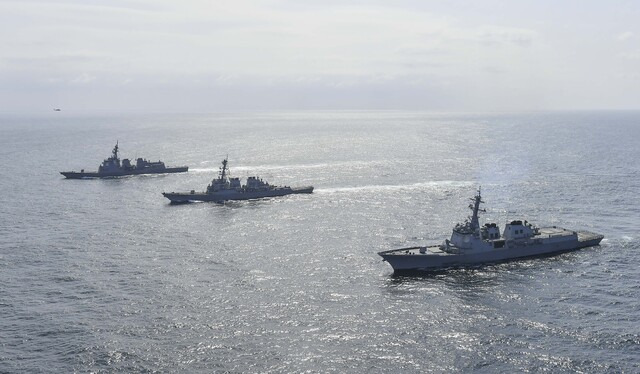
[
  {"left": 576, "top": 230, "right": 604, "bottom": 243},
  {"left": 385, "top": 246, "right": 449, "bottom": 256},
  {"left": 380, "top": 229, "right": 603, "bottom": 258},
  {"left": 537, "top": 226, "right": 575, "bottom": 237}
]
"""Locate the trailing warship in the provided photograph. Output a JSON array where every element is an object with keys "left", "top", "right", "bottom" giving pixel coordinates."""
[
  {"left": 162, "top": 158, "right": 313, "bottom": 203},
  {"left": 60, "top": 142, "right": 188, "bottom": 179},
  {"left": 378, "top": 188, "right": 603, "bottom": 273}
]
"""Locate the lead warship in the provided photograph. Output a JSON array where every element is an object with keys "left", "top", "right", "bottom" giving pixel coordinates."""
[
  {"left": 162, "top": 158, "right": 313, "bottom": 203},
  {"left": 378, "top": 188, "right": 603, "bottom": 273},
  {"left": 60, "top": 142, "right": 188, "bottom": 179}
]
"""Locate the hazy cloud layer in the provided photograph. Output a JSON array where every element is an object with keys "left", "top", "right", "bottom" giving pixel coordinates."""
[{"left": 1, "top": 0, "right": 639, "bottom": 112}]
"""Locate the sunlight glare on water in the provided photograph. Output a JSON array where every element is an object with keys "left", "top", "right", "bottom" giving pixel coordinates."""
[{"left": 0, "top": 111, "right": 639, "bottom": 372}]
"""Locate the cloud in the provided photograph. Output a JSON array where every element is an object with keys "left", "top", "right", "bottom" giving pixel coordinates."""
[
  {"left": 2, "top": 54, "right": 103, "bottom": 72},
  {"left": 473, "top": 26, "right": 536, "bottom": 47},
  {"left": 0, "top": 1, "right": 539, "bottom": 79},
  {"left": 482, "top": 66, "right": 508, "bottom": 74},
  {"left": 618, "top": 50, "right": 640, "bottom": 60},
  {"left": 70, "top": 72, "right": 96, "bottom": 84},
  {"left": 1, "top": 1, "right": 639, "bottom": 111},
  {"left": 617, "top": 31, "right": 634, "bottom": 41}
]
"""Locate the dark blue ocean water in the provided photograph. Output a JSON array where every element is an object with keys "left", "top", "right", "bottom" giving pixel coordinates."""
[{"left": 0, "top": 111, "right": 639, "bottom": 373}]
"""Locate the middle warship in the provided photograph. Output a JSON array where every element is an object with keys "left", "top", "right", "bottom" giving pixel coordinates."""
[{"left": 162, "top": 158, "right": 314, "bottom": 203}]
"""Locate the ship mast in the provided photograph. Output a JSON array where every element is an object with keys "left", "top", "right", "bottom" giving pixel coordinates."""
[
  {"left": 219, "top": 157, "right": 228, "bottom": 181},
  {"left": 111, "top": 141, "right": 119, "bottom": 161},
  {"left": 469, "top": 187, "right": 485, "bottom": 230}
]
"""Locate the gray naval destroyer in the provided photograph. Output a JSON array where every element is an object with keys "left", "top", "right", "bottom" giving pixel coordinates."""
[
  {"left": 60, "top": 142, "right": 188, "bottom": 179},
  {"left": 378, "top": 188, "right": 603, "bottom": 273},
  {"left": 162, "top": 158, "right": 314, "bottom": 203}
]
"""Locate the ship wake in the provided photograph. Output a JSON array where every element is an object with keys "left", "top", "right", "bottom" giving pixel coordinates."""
[
  {"left": 316, "top": 180, "right": 474, "bottom": 194},
  {"left": 191, "top": 160, "right": 383, "bottom": 174}
]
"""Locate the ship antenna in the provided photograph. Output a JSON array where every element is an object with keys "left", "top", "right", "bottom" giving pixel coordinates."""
[
  {"left": 469, "top": 186, "right": 485, "bottom": 230},
  {"left": 112, "top": 141, "right": 119, "bottom": 160},
  {"left": 219, "top": 156, "right": 228, "bottom": 181}
]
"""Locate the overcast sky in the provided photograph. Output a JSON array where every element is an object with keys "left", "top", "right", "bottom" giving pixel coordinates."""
[{"left": 1, "top": 0, "right": 639, "bottom": 112}]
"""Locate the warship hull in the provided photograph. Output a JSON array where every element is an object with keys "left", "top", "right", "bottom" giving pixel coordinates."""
[
  {"left": 162, "top": 186, "right": 314, "bottom": 203},
  {"left": 379, "top": 230, "right": 603, "bottom": 274},
  {"left": 61, "top": 167, "right": 188, "bottom": 179}
]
